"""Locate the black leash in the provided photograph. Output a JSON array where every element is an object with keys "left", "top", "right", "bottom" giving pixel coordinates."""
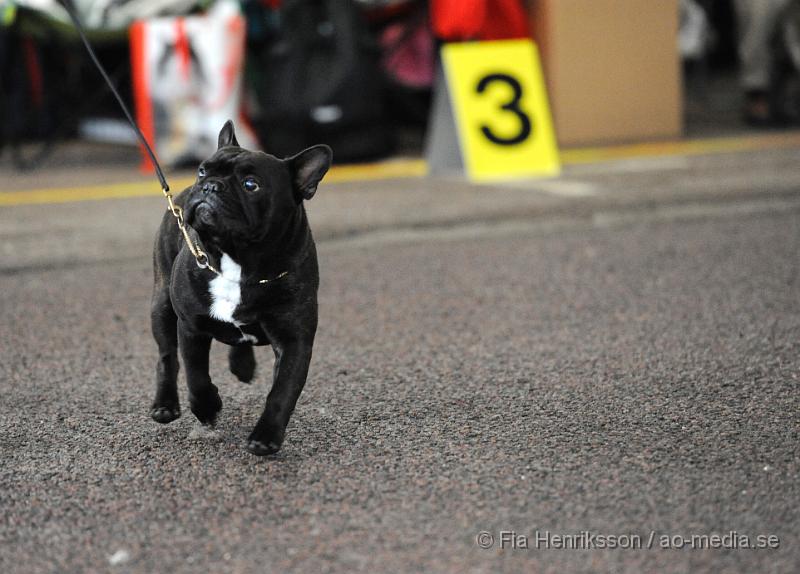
[
  {"left": 57, "top": 0, "right": 215, "bottom": 274},
  {"left": 58, "top": 0, "right": 169, "bottom": 192},
  {"left": 57, "top": 1, "right": 290, "bottom": 285}
]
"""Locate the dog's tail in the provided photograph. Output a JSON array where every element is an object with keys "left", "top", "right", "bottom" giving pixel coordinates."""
[{"left": 229, "top": 345, "right": 256, "bottom": 384}]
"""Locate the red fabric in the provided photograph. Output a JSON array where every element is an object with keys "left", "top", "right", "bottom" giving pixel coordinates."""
[
  {"left": 430, "top": 0, "right": 528, "bottom": 41},
  {"left": 175, "top": 19, "right": 191, "bottom": 82},
  {"left": 130, "top": 21, "right": 156, "bottom": 173}
]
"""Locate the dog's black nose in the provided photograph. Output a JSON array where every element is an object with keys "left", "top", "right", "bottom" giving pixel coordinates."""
[{"left": 202, "top": 181, "right": 220, "bottom": 194}]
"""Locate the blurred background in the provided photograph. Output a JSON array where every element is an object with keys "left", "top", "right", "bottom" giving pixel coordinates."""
[
  {"left": 3, "top": 3, "right": 800, "bottom": 573},
  {"left": 2, "top": 0, "right": 799, "bottom": 173}
]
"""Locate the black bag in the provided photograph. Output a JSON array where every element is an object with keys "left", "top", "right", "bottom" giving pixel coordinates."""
[{"left": 247, "top": 0, "right": 392, "bottom": 162}]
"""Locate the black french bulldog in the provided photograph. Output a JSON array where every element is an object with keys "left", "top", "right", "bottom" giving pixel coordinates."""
[{"left": 149, "top": 120, "right": 332, "bottom": 456}]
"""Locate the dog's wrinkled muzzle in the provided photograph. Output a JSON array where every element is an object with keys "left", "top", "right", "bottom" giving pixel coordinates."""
[
  {"left": 185, "top": 194, "right": 217, "bottom": 230},
  {"left": 193, "top": 202, "right": 216, "bottom": 227}
]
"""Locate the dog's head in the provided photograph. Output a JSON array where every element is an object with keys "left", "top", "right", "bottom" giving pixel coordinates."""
[{"left": 184, "top": 121, "right": 332, "bottom": 251}]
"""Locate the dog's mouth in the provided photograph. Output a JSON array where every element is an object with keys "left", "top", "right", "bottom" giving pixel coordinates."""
[
  {"left": 194, "top": 201, "right": 216, "bottom": 226},
  {"left": 185, "top": 192, "right": 259, "bottom": 248},
  {"left": 186, "top": 199, "right": 217, "bottom": 230}
]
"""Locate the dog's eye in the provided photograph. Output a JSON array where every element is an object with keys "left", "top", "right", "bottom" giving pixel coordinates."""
[
  {"left": 197, "top": 166, "right": 206, "bottom": 178},
  {"left": 243, "top": 177, "right": 260, "bottom": 192}
]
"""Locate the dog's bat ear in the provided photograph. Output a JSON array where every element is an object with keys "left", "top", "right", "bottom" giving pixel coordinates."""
[
  {"left": 287, "top": 145, "right": 333, "bottom": 201},
  {"left": 217, "top": 120, "right": 239, "bottom": 149}
]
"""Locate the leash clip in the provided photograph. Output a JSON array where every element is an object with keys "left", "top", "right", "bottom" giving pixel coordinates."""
[{"left": 195, "top": 251, "right": 209, "bottom": 269}]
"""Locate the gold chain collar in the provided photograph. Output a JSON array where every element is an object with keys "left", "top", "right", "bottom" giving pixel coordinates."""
[{"left": 161, "top": 187, "right": 288, "bottom": 286}]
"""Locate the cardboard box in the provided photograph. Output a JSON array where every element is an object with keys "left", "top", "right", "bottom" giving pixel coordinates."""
[{"left": 530, "top": 0, "right": 683, "bottom": 146}]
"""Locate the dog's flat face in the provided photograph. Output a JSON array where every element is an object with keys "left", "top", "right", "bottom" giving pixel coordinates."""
[{"left": 183, "top": 121, "right": 332, "bottom": 252}]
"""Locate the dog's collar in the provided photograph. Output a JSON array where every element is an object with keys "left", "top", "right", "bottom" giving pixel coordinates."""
[
  {"left": 183, "top": 226, "right": 289, "bottom": 286},
  {"left": 212, "top": 266, "right": 289, "bottom": 286},
  {"left": 209, "top": 264, "right": 289, "bottom": 286}
]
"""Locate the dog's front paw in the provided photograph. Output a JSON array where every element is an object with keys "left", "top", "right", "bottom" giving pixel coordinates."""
[
  {"left": 245, "top": 439, "right": 281, "bottom": 456},
  {"left": 189, "top": 387, "right": 223, "bottom": 426},
  {"left": 150, "top": 404, "right": 181, "bottom": 424},
  {"left": 246, "top": 425, "right": 285, "bottom": 456}
]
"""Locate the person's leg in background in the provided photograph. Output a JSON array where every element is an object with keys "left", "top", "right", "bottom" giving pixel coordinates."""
[{"left": 735, "top": 0, "right": 792, "bottom": 125}]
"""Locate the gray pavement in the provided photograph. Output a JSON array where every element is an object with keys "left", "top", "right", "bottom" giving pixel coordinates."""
[
  {"left": 1, "top": 147, "right": 800, "bottom": 573},
  {"left": 4, "top": 145, "right": 800, "bottom": 273}
]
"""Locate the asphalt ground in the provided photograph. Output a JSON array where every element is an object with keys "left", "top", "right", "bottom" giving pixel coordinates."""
[
  {"left": 5, "top": 140, "right": 800, "bottom": 274},
  {"left": 2, "top": 141, "right": 800, "bottom": 573}
]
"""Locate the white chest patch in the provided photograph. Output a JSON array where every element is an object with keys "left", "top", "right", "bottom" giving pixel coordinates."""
[
  {"left": 208, "top": 253, "right": 260, "bottom": 345},
  {"left": 209, "top": 253, "right": 242, "bottom": 323}
]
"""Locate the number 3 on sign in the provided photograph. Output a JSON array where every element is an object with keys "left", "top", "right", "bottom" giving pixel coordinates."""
[{"left": 442, "top": 39, "right": 560, "bottom": 181}]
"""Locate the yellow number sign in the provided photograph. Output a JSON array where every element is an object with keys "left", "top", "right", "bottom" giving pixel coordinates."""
[{"left": 441, "top": 39, "right": 560, "bottom": 181}]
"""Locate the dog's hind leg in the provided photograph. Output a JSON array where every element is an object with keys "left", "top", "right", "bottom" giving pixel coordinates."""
[
  {"left": 229, "top": 344, "right": 257, "bottom": 383},
  {"left": 150, "top": 287, "right": 181, "bottom": 423}
]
